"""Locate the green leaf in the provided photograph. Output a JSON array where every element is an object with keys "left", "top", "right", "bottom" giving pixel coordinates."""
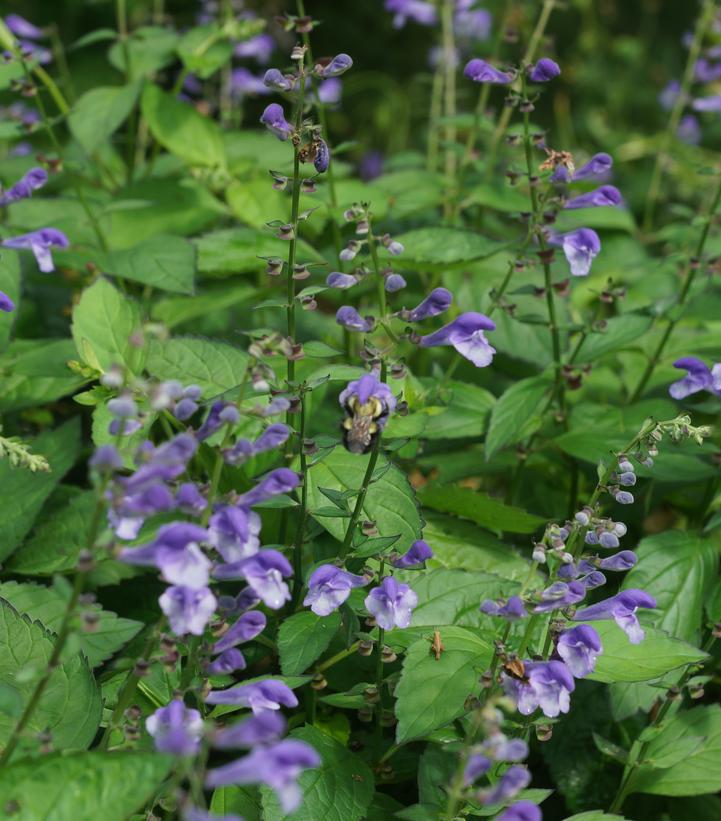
[
  {"left": 98, "top": 234, "right": 196, "bottom": 294},
  {"left": 0, "top": 419, "right": 80, "bottom": 561},
  {"left": 395, "top": 626, "right": 491, "bottom": 744},
  {"left": 0, "top": 599, "right": 101, "bottom": 753},
  {"left": 152, "top": 282, "right": 255, "bottom": 329},
  {"left": 417, "top": 484, "right": 544, "bottom": 534},
  {"left": 574, "top": 314, "right": 653, "bottom": 362},
  {"left": 260, "top": 726, "right": 374, "bottom": 821},
  {"left": 409, "top": 568, "right": 515, "bottom": 627},
  {"left": 141, "top": 83, "right": 225, "bottom": 167},
  {"left": 0, "top": 250, "right": 20, "bottom": 351},
  {"left": 629, "top": 705, "right": 721, "bottom": 797},
  {"left": 211, "top": 786, "right": 262, "bottom": 821},
  {"left": 622, "top": 531, "right": 718, "bottom": 642},
  {"left": 108, "top": 25, "right": 179, "bottom": 78},
  {"left": 68, "top": 83, "right": 141, "bottom": 155},
  {"left": 484, "top": 376, "right": 551, "bottom": 459},
  {"left": 562, "top": 812, "right": 627, "bottom": 820},
  {"left": 586, "top": 621, "right": 707, "bottom": 683},
  {"left": 421, "top": 381, "right": 496, "bottom": 440},
  {"left": 0, "top": 751, "right": 172, "bottom": 819},
  {"left": 277, "top": 611, "right": 342, "bottom": 676},
  {"left": 146, "top": 336, "right": 249, "bottom": 397},
  {"left": 305, "top": 447, "right": 422, "bottom": 553},
  {"left": 0, "top": 581, "right": 142, "bottom": 668},
  {"left": 389, "top": 227, "right": 503, "bottom": 270},
  {"left": 177, "top": 24, "right": 233, "bottom": 78},
  {"left": 72, "top": 277, "right": 143, "bottom": 373}
]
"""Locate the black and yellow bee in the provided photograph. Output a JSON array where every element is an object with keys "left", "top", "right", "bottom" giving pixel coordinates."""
[{"left": 341, "top": 393, "right": 388, "bottom": 454}]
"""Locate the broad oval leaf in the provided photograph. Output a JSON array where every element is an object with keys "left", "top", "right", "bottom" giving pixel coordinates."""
[
  {"left": 485, "top": 375, "right": 551, "bottom": 459},
  {"left": 68, "top": 83, "right": 140, "bottom": 155},
  {"left": 277, "top": 611, "right": 342, "bottom": 676}
]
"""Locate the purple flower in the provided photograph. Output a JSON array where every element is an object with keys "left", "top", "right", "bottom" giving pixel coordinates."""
[
  {"left": 669, "top": 357, "right": 721, "bottom": 399},
  {"left": 393, "top": 539, "right": 433, "bottom": 568},
  {"left": 215, "top": 550, "right": 292, "bottom": 609},
  {"left": 303, "top": 565, "right": 368, "bottom": 616},
  {"left": 464, "top": 754, "right": 491, "bottom": 785},
  {"left": 482, "top": 735, "right": 529, "bottom": 762},
  {"left": 314, "top": 139, "right": 330, "bottom": 173},
  {"left": 553, "top": 152, "right": 613, "bottom": 183},
  {"left": 263, "top": 68, "right": 293, "bottom": 92},
  {"left": 230, "top": 68, "right": 270, "bottom": 97},
  {"left": 385, "top": 273, "right": 407, "bottom": 292},
  {"left": 678, "top": 114, "right": 702, "bottom": 145},
  {"left": 5, "top": 14, "right": 45, "bottom": 39},
  {"left": 528, "top": 58, "right": 560, "bottom": 82},
  {"left": 206, "top": 739, "right": 320, "bottom": 813},
  {"left": 213, "top": 610, "right": 267, "bottom": 654},
  {"left": 146, "top": 699, "right": 203, "bottom": 756},
  {"left": 455, "top": 2, "right": 491, "bottom": 41},
  {"left": 184, "top": 808, "right": 242, "bottom": 821},
  {"left": 365, "top": 576, "right": 418, "bottom": 630},
  {"left": 481, "top": 765, "right": 531, "bottom": 806},
  {"left": 234, "top": 33, "right": 274, "bottom": 64},
  {"left": 360, "top": 150, "right": 384, "bottom": 180},
  {"left": 556, "top": 625, "right": 602, "bottom": 678},
  {"left": 692, "top": 95, "right": 721, "bottom": 112},
  {"left": 659, "top": 79, "right": 681, "bottom": 111},
  {"left": 464, "top": 58, "right": 514, "bottom": 84},
  {"left": 502, "top": 659, "right": 575, "bottom": 718},
  {"left": 385, "top": 0, "right": 437, "bottom": 28},
  {"left": 548, "top": 228, "right": 600, "bottom": 277},
  {"left": 0, "top": 167, "right": 47, "bottom": 206},
  {"left": 208, "top": 505, "right": 261, "bottom": 563},
  {"left": 119, "top": 522, "right": 211, "bottom": 588},
  {"left": 224, "top": 423, "right": 290, "bottom": 466},
  {"left": 0, "top": 291, "right": 14, "bottom": 312},
  {"left": 498, "top": 801, "right": 542, "bottom": 821},
  {"left": 598, "top": 551, "right": 637, "bottom": 571},
  {"left": 260, "top": 103, "right": 293, "bottom": 140},
  {"left": 108, "top": 483, "right": 175, "bottom": 540},
  {"left": 533, "top": 580, "right": 586, "bottom": 613},
  {"left": 326, "top": 272, "right": 358, "bottom": 289},
  {"left": 207, "top": 648, "right": 246, "bottom": 675},
  {"left": 205, "top": 679, "right": 299, "bottom": 712},
  {"left": 564, "top": 185, "right": 622, "bottom": 209},
  {"left": 339, "top": 373, "right": 397, "bottom": 423},
  {"left": 2, "top": 227, "right": 69, "bottom": 273},
  {"left": 318, "top": 78, "right": 342, "bottom": 105},
  {"left": 402, "top": 287, "right": 453, "bottom": 321},
  {"left": 575, "top": 588, "right": 657, "bottom": 644},
  {"left": 599, "top": 531, "right": 620, "bottom": 549},
  {"left": 90, "top": 444, "right": 123, "bottom": 472},
  {"left": 236, "top": 468, "right": 300, "bottom": 506},
  {"left": 212, "top": 711, "right": 287, "bottom": 749},
  {"left": 480, "top": 595, "right": 527, "bottom": 620},
  {"left": 160, "top": 585, "right": 217, "bottom": 636},
  {"left": 336, "top": 306, "right": 374, "bottom": 332},
  {"left": 317, "top": 53, "right": 353, "bottom": 78},
  {"left": 418, "top": 312, "right": 496, "bottom": 367},
  {"left": 176, "top": 482, "right": 207, "bottom": 514}
]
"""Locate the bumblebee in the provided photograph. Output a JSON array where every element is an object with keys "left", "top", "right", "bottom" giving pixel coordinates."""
[{"left": 341, "top": 394, "right": 388, "bottom": 454}]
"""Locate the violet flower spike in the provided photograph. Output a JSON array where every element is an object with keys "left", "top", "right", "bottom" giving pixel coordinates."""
[
  {"left": 498, "top": 801, "right": 542, "bottom": 821},
  {"left": 365, "top": 576, "right": 418, "bottom": 630},
  {"left": 146, "top": 699, "right": 203, "bottom": 756},
  {"left": 393, "top": 539, "right": 433, "bottom": 568},
  {"left": 214, "top": 549, "right": 293, "bottom": 610},
  {"left": 555, "top": 625, "right": 602, "bottom": 678},
  {"left": 263, "top": 68, "right": 293, "bottom": 91},
  {"left": 548, "top": 228, "right": 601, "bottom": 277},
  {"left": 212, "top": 710, "right": 287, "bottom": 749},
  {"left": 528, "top": 58, "right": 561, "bottom": 83},
  {"left": 206, "top": 648, "right": 246, "bottom": 675},
  {"left": 564, "top": 185, "right": 622, "bottom": 210},
  {"left": 574, "top": 588, "right": 657, "bottom": 644},
  {"left": 119, "top": 522, "right": 211, "bottom": 588},
  {"left": 464, "top": 754, "right": 491, "bottom": 785},
  {"left": 205, "top": 679, "right": 299, "bottom": 712},
  {"left": 303, "top": 564, "right": 369, "bottom": 616},
  {"left": 501, "top": 659, "right": 575, "bottom": 718},
  {"left": 598, "top": 551, "right": 637, "bottom": 571},
  {"left": 668, "top": 357, "right": 721, "bottom": 399},
  {"left": 160, "top": 585, "right": 218, "bottom": 636},
  {"left": 480, "top": 595, "right": 527, "bottom": 620},
  {"left": 260, "top": 103, "right": 293, "bottom": 141},
  {"left": 336, "top": 305, "right": 374, "bottom": 332},
  {"left": 403, "top": 287, "right": 453, "bottom": 321},
  {"left": 533, "top": 580, "right": 586, "bottom": 613},
  {"left": 213, "top": 610, "right": 267, "bottom": 654},
  {"left": 236, "top": 468, "right": 300, "bottom": 506},
  {"left": 317, "top": 53, "right": 353, "bottom": 78},
  {"left": 0, "top": 167, "right": 47, "bottom": 206},
  {"left": 480, "top": 765, "right": 531, "bottom": 806},
  {"left": 464, "top": 58, "right": 514, "bottom": 84},
  {"left": 326, "top": 272, "right": 358, "bottom": 289},
  {"left": 418, "top": 312, "right": 497, "bottom": 368},
  {"left": 2, "top": 227, "right": 69, "bottom": 273}
]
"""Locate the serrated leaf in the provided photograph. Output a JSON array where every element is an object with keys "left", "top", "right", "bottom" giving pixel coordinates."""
[
  {"left": 395, "top": 626, "right": 491, "bottom": 744},
  {"left": 417, "top": 484, "right": 544, "bottom": 534},
  {"left": 277, "top": 611, "right": 341, "bottom": 676},
  {"left": 389, "top": 227, "right": 503, "bottom": 269},
  {"left": 0, "top": 581, "right": 142, "bottom": 667},
  {"left": 306, "top": 447, "right": 422, "bottom": 553},
  {"left": 485, "top": 376, "right": 551, "bottom": 459},
  {"left": 98, "top": 234, "right": 196, "bottom": 294},
  {"left": 0, "top": 751, "right": 172, "bottom": 819},
  {"left": 0, "top": 599, "right": 101, "bottom": 754},
  {"left": 260, "top": 726, "right": 374, "bottom": 821},
  {"left": 574, "top": 314, "right": 653, "bottom": 361},
  {"left": 421, "top": 380, "right": 496, "bottom": 440}
]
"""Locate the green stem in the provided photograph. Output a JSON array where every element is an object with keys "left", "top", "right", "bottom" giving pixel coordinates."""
[
  {"left": 291, "top": 393, "right": 309, "bottom": 607},
  {"left": 427, "top": 64, "right": 444, "bottom": 172},
  {"left": 339, "top": 433, "right": 382, "bottom": 560},
  {"left": 441, "top": 0, "right": 457, "bottom": 223},
  {"left": 630, "top": 172, "right": 721, "bottom": 402},
  {"left": 316, "top": 641, "right": 361, "bottom": 673},
  {"left": 642, "top": 0, "right": 716, "bottom": 233},
  {"left": 367, "top": 220, "right": 387, "bottom": 319}
]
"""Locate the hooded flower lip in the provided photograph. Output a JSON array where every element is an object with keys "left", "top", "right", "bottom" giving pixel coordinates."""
[
  {"left": 119, "top": 522, "right": 211, "bottom": 588},
  {"left": 326, "top": 272, "right": 358, "bottom": 289},
  {"left": 2, "top": 227, "right": 69, "bottom": 273},
  {"left": 208, "top": 505, "right": 261, "bottom": 563},
  {"left": 528, "top": 57, "right": 560, "bottom": 83},
  {"left": 385, "top": 0, "right": 438, "bottom": 28},
  {"left": 480, "top": 595, "right": 527, "bottom": 620},
  {"left": 303, "top": 564, "right": 368, "bottom": 616},
  {"left": 498, "top": 801, "right": 542, "bottom": 821},
  {"left": 552, "top": 152, "right": 613, "bottom": 183},
  {"left": 564, "top": 185, "right": 623, "bottom": 210},
  {"left": 393, "top": 539, "right": 433, "bottom": 568},
  {"left": 402, "top": 287, "right": 453, "bottom": 321},
  {"left": 260, "top": 103, "right": 293, "bottom": 140},
  {"left": 160, "top": 585, "right": 217, "bottom": 636},
  {"left": 5, "top": 13, "right": 45, "bottom": 40},
  {"left": 502, "top": 659, "right": 575, "bottom": 718},
  {"left": 317, "top": 53, "right": 353, "bottom": 78},
  {"left": 206, "top": 648, "right": 246, "bottom": 675},
  {"left": 223, "top": 423, "right": 290, "bottom": 466},
  {"left": 0, "top": 167, "right": 47, "bottom": 206},
  {"left": 464, "top": 58, "right": 514, "bottom": 84},
  {"left": 669, "top": 356, "right": 721, "bottom": 399},
  {"left": 214, "top": 549, "right": 292, "bottom": 609},
  {"left": 481, "top": 765, "right": 531, "bottom": 806},
  {"left": 146, "top": 699, "right": 203, "bottom": 756},
  {"left": 574, "top": 588, "right": 657, "bottom": 644},
  {"left": 365, "top": 576, "right": 418, "bottom": 630},
  {"left": 336, "top": 305, "right": 374, "bottom": 332},
  {"left": 555, "top": 624, "right": 602, "bottom": 678},
  {"left": 212, "top": 710, "right": 287, "bottom": 749},
  {"left": 692, "top": 94, "right": 721, "bottom": 112},
  {"left": 205, "top": 679, "right": 299, "bottom": 712},
  {"left": 533, "top": 580, "right": 586, "bottom": 613},
  {"left": 205, "top": 739, "right": 320, "bottom": 814},
  {"left": 236, "top": 468, "right": 300, "bottom": 506},
  {"left": 548, "top": 228, "right": 601, "bottom": 277},
  {"left": 213, "top": 609, "right": 267, "bottom": 654},
  {"left": 263, "top": 68, "right": 293, "bottom": 91},
  {"left": 598, "top": 550, "right": 637, "bottom": 571},
  {"left": 0, "top": 290, "right": 15, "bottom": 312},
  {"left": 418, "top": 312, "right": 497, "bottom": 367}
]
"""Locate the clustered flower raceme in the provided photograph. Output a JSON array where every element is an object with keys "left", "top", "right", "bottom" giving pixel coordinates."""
[
  {"left": 3, "top": 12, "right": 52, "bottom": 65},
  {"left": 480, "top": 415, "right": 711, "bottom": 720}
]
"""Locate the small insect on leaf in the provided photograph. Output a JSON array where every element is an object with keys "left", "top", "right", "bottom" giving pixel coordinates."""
[{"left": 430, "top": 629, "right": 444, "bottom": 661}]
